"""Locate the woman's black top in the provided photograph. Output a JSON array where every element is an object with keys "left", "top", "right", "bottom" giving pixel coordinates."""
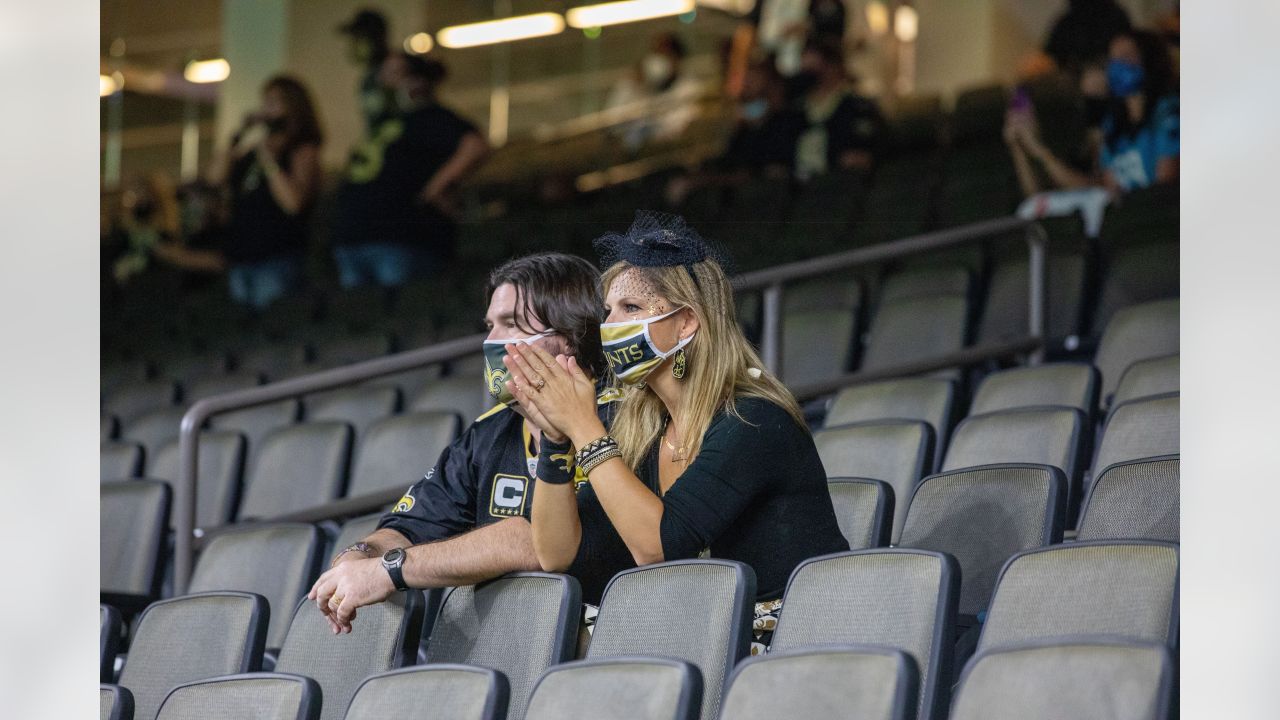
[
  {"left": 224, "top": 147, "right": 310, "bottom": 264},
  {"left": 569, "top": 396, "right": 849, "bottom": 604}
]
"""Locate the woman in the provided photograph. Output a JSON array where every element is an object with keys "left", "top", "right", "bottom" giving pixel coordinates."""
[
  {"left": 202, "top": 75, "right": 322, "bottom": 309},
  {"left": 1006, "top": 28, "right": 1178, "bottom": 196},
  {"left": 503, "top": 212, "right": 848, "bottom": 652}
]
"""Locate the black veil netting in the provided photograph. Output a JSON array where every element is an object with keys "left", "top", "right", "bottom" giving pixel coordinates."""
[{"left": 593, "top": 210, "right": 735, "bottom": 277}]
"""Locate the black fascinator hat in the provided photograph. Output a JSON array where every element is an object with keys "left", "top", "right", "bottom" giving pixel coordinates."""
[{"left": 593, "top": 211, "right": 733, "bottom": 283}]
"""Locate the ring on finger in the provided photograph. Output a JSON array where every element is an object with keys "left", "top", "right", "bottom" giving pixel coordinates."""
[
  {"left": 329, "top": 595, "right": 343, "bottom": 608},
  {"left": 536, "top": 378, "right": 546, "bottom": 390}
]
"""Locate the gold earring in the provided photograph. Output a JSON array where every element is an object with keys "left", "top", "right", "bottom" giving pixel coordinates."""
[{"left": 671, "top": 348, "right": 687, "bottom": 380}]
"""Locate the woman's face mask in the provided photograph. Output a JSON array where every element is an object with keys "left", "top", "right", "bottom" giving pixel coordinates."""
[
  {"left": 600, "top": 308, "right": 694, "bottom": 385},
  {"left": 483, "top": 331, "right": 552, "bottom": 405},
  {"left": 1106, "top": 59, "right": 1145, "bottom": 97}
]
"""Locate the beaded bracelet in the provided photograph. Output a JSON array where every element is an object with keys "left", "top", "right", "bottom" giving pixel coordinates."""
[
  {"left": 580, "top": 445, "right": 622, "bottom": 476},
  {"left": 575, "top": 435, "right": 622, "bottom": 476},
  {"left": 537, "top": 437, "right": 576, "bottom": 485}
]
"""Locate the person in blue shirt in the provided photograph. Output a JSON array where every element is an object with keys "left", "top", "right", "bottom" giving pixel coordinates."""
[{"left": 1006, "top": 29, "right": 1178, "bottom": 196}]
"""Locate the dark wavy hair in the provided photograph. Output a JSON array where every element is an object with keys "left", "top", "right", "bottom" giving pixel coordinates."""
[
  {"left": 485, "top": 252, "right": 608, "bottom": 379},
  {"left": 263, "top": 75, "right": 323, "bottom": 153}
]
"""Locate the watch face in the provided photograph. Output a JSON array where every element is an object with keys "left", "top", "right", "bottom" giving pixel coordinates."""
[{"left": 383, "top": 548, "right": 404, "bottom": 565}]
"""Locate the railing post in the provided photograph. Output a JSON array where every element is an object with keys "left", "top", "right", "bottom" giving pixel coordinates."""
[
  {"left": 760, "top": 283, "right": 783, "bottom": 374},
  {"left": 174, "top": 405, "right": 206, "bottom": 594},
  {"left": 1026, "top": 222, "right": 1048, "bottom": 366}
]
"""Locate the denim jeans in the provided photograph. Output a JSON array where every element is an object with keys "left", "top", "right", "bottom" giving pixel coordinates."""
[
  {"left": 333, "top": 243, "right": 435, "bottom": 289},
  {"left": 228, "top": 258, "right": 302, "bottom": 309}
]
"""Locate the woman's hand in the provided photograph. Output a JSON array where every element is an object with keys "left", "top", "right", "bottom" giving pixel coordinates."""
[{"left": 504, "top": 343, "right": 604, "bottom": 446}]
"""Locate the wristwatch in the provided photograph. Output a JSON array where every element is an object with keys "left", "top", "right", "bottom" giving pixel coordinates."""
[{"left": 381, "top": 548, "right": 409, "bottom": 591}]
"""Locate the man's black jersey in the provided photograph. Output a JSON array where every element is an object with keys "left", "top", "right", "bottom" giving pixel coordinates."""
[{"left": 378, "top": 388, "right": 622, "bottom": 545}]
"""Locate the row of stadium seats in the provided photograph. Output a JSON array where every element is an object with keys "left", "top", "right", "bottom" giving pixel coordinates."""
[{"left": 103, "top": 535, "right": 1177, "bottom": 720}]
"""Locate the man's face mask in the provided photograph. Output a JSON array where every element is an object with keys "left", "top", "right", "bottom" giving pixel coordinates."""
[
  {"left": 483, "top": 331, "right": 552, "bottom": 405},
  {"left": 1107, "top": 59, "right": 1145, "bottom": 97},
  {"left": 600, "top": 308, "right": 694, "bottom": 385}
]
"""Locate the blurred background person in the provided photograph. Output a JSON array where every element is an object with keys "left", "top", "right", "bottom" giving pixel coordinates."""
[
  {"left": 329, "top": 53, "right": 489, "bottom": 289},
  {"left": 338, "top": 7, "right": 396, "bottom": 135},
  {"left": 606, "top": 32, "right": 702, "bottom": 153},
  {"left": 156, "top": 75, "right": 323, "bottom": 309},
  {"left": 1006, "top": 28, "right": 1178, "bottom": 197},
  {"left": 792, "top": 39, "right": 884, "bottom": 181},
  {"left": 1043, "top": 0, "right": 1132, "bottom": 77},
  {"left": 107, "top": 171, "right": 181, "bottom": 286}
]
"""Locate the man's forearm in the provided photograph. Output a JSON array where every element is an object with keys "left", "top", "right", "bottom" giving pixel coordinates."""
[{"left": 401, "top": 517, "right": 541, "bottom": 587}]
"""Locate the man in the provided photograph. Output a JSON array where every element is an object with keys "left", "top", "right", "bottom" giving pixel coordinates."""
[
  {"left": 338, "top": 8, "right": 396, "bottom": 134},
  {"left": 792, "top": 39, "right": 885, "bottom": 181},
  {"left": 308, "top": 252, "right": 616, "bottom": 633},
  {"left": 329, "top": 53, "right": 489, "bottom": 288}
]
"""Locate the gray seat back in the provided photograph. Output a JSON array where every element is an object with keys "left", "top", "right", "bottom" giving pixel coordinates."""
[
  {"left": 104, "top": 379, "right": 177, "bottom": 425},
  {"left": 978, "top": 254, "right": 1085, "bottom": 345},
  {"left": 1112, "top": 354, "right": 1179, "bottom": 407},
  {"left": 781, "top": 309, "right": 857, "bottom": 387},
  {"left": 898, "top": 464, "right": 1066, "bottom": 617},
  {"left": 861, "top": 295, "right": 968, "bottom": 373},
  {"left": 1092, "top": 241, "right": 1179, "bottom": 340},
  {"left": 1078, "top": 456, "right": 1179, "bottom": 543},
  {"left": 410, "top": 375, "right": 490, "bottom": 424},
  {"left": 101, "top": 480, "right": 170, "bottom": 596},
  {"left": 276, "top": 592, "right": 423, "bottom": 720},
  {"left": 718, "top": 646, "right": 917, "bottom": 720},
  {"left": 186, "top": 372, "right": 262, "bottom": 402},
  {"left": 969, "top": 363, "right": 1098, "bottom": 417},
  {"left": 813, "top": 421, "right": 933, "bottom": 543},
  {"left": 525, "top": 658, "right": 701, "bottom": 720},
  {"left": 305, "top": 386, "right": 401, "bottom": 440},
  {"left": 101, "top": 605, "right": 122, "bottom": 683},
  {"left": 311, "top": 333, "right": 392, "bottom": 369},
  {"left": 977, "top": 541, "right": 1180, "bottom": 653},
  {"left": 1094, "top": 299, "right": 1179, "bottom": 407},
  {"left": 189, "top": 523, "right": 323, "bottom": 649},
  {"left": 587, "top": 561, "right": 755, "bottom": 720},
  {"left": 880, "top": 266, "right": 970, "bottom": 304},
  {"left": 333, "top": 512, "right": 384, "bottom": 553},
  {"left": 770, "top": 549, "right": 958, "bottom": 720},
  {"left": 151, "top": 431, "right": 247, "bottom": 528},
  {"left": 119, "top": 592, "right": 268, "bottom": 720},
  {"left": 348, "top": 412, "right": 461, "bottom": 497},
  {"left": 1093, "top": 393, "right": 1180, "bottom": 479},
  {"left": 239, "top": 422, "right": 353, "bottom": 519},
  {"left": 101, "top": 442, "right": 144, "bottom": 481},
  {"left": 427, "top": 573, "right": 580, "bottom": 719},
  {"left": 826, "top": 478, "right": 893, "bottom": 550},
  {"left": 122, "top": 407, "right": 186, "bottom": 470},
  {"left": 942, "top": 407, "right": 1085, "bottom": 495},
  {"left": 210, "top": 398, "right": 301, "bottom": 472},
  {"left": 100, "top": 684, "right": 133, "bottom": 720},
  {"left": 345, "top": 665, "right": 508, "bottom": 720},
  {"left": 825, "top": 377, "right": 955, "bottom": 467},
  {"left": 156, "top": 673, "right": 320, "bottom": 720},
  {"left": 950, "top": 639, "right": 1174, "bottom": 720}
]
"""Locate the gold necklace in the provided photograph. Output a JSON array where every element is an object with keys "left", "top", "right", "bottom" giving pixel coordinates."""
[{"left": 663, "top": 419, "right": 689, "bottom": 463}]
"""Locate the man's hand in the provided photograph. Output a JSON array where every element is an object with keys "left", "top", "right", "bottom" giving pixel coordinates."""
[{"left": 306, "top": 557, "right": 396, "bottom": 635}]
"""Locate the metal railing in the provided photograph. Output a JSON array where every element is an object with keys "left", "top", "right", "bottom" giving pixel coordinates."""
[{"left": 173, "top": 215, "right": 1048, "bottom": 592}]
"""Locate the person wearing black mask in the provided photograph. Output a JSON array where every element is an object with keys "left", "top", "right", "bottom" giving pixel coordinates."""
[{"left": 791, "top": 40, "right": 884, "bottom": 181}]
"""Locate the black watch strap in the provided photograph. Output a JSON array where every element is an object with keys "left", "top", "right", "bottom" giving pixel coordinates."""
[{"left": 382, "top": 548, "right": 409, "bottom": 592}]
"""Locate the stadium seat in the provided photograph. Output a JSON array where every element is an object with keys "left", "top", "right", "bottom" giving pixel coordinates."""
[
  {"left": 781, "top": 169, "right": 868, "bottom": 252},
  {"left": 363, "top": 363, "right": 445, "bottom": 402},
  {"left": 305, "top": 385, "right": 401, "bottom": 440},
  {"left": 425, "top": 573, "right": 580, "bottom": 719},
  {"left": 897, "top": 465, "right": 1066, "bottom": 619},
  {"left": 410, "top": 375, "right": 490, "bottom": 424},
  {"left": 524, "top": 658, "right": 700, "bottom": 720},
  {"left": 122, "top": 407, "right": 186, "bottom": 472},
  {"left": 186, "top": 372, "right": 263, "bottom": 402},
  {"left": 328, "top": 285, "right": 392, "bottom": 333},
  {"left": 101, "top": 480, "right": 170, "bottom": 602},
  {"left": 118, "top": 592, "right": 268, "bottom": 720},
  {"left": 879, "top": 266, "right": 970, "bottom": 304},
  {"left": 949, "top": 639, "right": 1174, "bottom": 720},
  {"left": 780, "top": 308, "right": 857, "bottom": 387},
  {"left": 237, "top": 422, "right": 353, "bottom": 519},
  {"left": 770, "top": 549, "right": 958, "bottom": 720},
  {"left": 976, "top": 254, "right": 1087, "bottom": 347},
  {"left": 156, "top": 673, "right": 321, "bottom": 720},
  {"left": 104, "top": 379, "right": 178, "bottom": 425},
  {"left": 311, "top": 333, "right": 394, "bottom": 370},
  {"left": 587, "top": 561, "right": 754, "bottom": 720},
  {"left": 977, "top": 541, "right": 1180, "bottom": 653},
  {"left": 347, "top": 412, "right": 462, "bottom": 497},
  {"left": 813, "top": 421, "right": 932, "bottom": 543},
  {"left": 968, "top": 363, "right": 1098, "bottom": 418},
  {"left": 860, "top": 295, "right": 969, "bottom": 375},
  {"left": 333, "top": 513, "right": 384, "bottom": 554},
  {"left": 1092, "top": 241, "right": 1179, "bottom": 338},
  {"left": 209, "top": 398, "right": 301, "bottom": 472},
  {"left": 784, "top": 274, "right": 863, "bottom": 314},
  {"left": 1092, "top": 393, "right": 1180, "bottom": 481},
  {"left": 189, "top": 523, "right": 324, "bottom": 649},
  {"left": 345, "top": 665, "right": 508, "bottom": 720},
  {"left": 151, "top": 430, "right": 247, "bottom": 528},
  {"left": 235, "top": 343, "right": 310, "bottom": 382},
  {"left": 101, "top": 442, "right": 144, "bottom": 481},
  {"left": 825, "top": 377, "right": 955, "bottom": 467},
  {"left": 1077, "top": 455, "right": 1179, "bottom": 543},
  {"left": 718, "top": 645, "right": 917, "bottom": 720},
  {"left": 826, "top": 478, "right": 893, "bottom": 549},
  {"left": 1093, "top": 299, "right": 1179, "bottom": 408},
  {"left": 1112, "top": 354, "right": 1179, "bottom": 407},
  {"left": 100, "top": 684, "right": 133, "bottom": 720},
  {"left": 941, "top": 407, "right": 1086, "bottom": 504},
  {"left": 275, "top": 592, "right": 423, "bottom": 720},
  {"left": 103, "top": 360, "right": 152, "bottom": 396},
  {"left": 102, "top": 414, "right": 119, "bottom": 443},
  {"left": 101, "top": 604, "right": 122, "bottom": 683},
  {"left": 157, "top": 353, "right": 229, "bottom": 385}
]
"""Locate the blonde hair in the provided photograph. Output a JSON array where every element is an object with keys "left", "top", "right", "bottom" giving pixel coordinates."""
[{"left": 602, "top": 259, "right": 806, "bottom": 468}]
